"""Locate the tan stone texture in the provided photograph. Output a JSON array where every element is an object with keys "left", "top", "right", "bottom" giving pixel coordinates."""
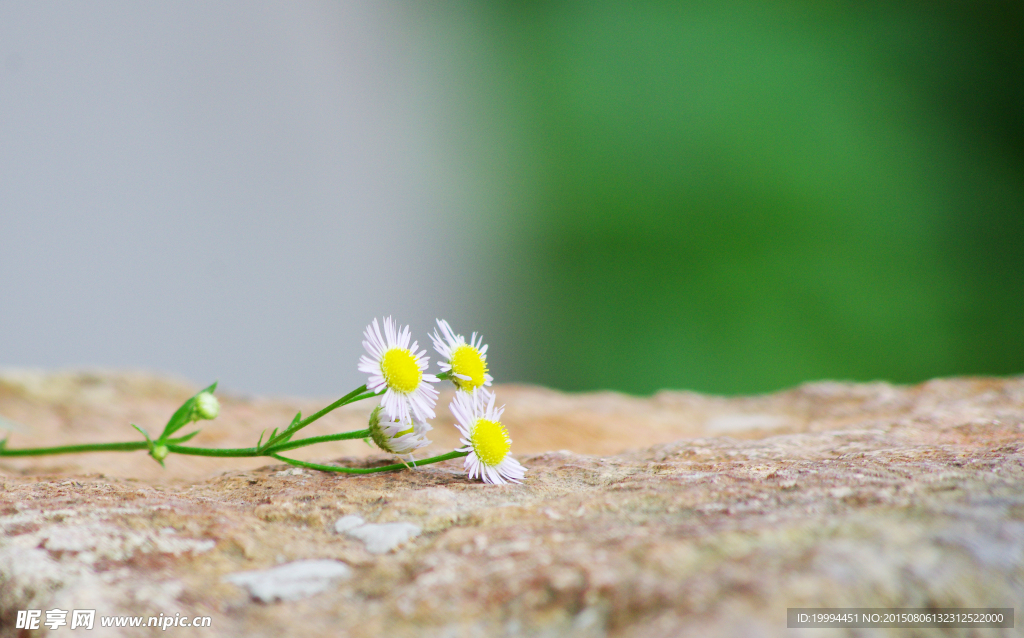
[{"left": 0, "top": 370, "right": 1022, "bottom": 636}]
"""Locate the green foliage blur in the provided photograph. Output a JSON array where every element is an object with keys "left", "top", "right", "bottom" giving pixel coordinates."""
[{"left": 441, "top": 1, "right": 1023, "bottom": 395}]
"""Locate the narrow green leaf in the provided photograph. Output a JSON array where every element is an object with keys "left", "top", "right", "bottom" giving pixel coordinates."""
[
  {"left": 158, "top": 382, "right": 217, "bottom": 441},
  {"left": 131, "top": 423, "right": 153, "bottom": 445},
  {"left": 262, "top": 411, "right": 303, "bottom": 450},
  {"left": 278, "top": 412, "right": 302, "bottom": 443},
  {"left": 168, "top": 430, "right": 201, "bottom": 444},
  {"left": 257, "top": 428, "right": 279, "bottom": 453}
]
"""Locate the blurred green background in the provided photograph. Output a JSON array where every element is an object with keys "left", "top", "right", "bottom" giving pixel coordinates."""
[{"left": 437, "top": 1, "right": 1024, "bottom": 395}]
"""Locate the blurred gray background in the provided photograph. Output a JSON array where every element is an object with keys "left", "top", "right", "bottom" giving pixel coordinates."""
[
  {"left": 2, "top": 1, "right": 1022, "bottom": 398},
  {"left": 1, "top": 2, "right": 507, "bottom": 396}
]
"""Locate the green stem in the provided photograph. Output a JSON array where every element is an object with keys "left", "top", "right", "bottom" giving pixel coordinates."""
[
  {"left": 0, "top": 432, "right": 198, "bottom": 457},
  {"left": 0, "top": 429, "right": 374, "bottom": 459},
  {"left": 164, "top": 428, "right": 374, "bottom": 457},
  {"left": 267, "top": 429, "right": 371, "bottom": 453},
  {"left": 270, "top": 450, "right": 469, "bottom": 474},
  {"left": 0, "top": 441, "right": 150, "bottom": 456},
  {"left": 264, "top": 385, "right": 374, "bottom": 448},
  {"left": 0, "top": 383, "right": 389, "bottom": 461},
  {"left": 164, "top": 443, "right": 259, "bottom": 457}
]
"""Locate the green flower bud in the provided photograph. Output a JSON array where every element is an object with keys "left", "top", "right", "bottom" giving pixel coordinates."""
[
  {"left": 194, "top": 392, "right": 220, "bottom": 420},
  {"left": 151, "top": 445, "right": 169, "bottom": 462},
  {"left": 367, "top": 405, "right": 385, "bottom": 448}
]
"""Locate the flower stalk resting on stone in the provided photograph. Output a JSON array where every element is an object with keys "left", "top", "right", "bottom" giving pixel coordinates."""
[{"left": 0, "top": 317, "right": 526, "bottom": 483}]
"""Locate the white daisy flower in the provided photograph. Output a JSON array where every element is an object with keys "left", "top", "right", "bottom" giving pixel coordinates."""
[
  {"left": 367, "top": 405, "right": 433, "bottom": 460},
  {"left": 450, "top": 389, "right": 526, "bottom": 485},
  {"left": 431, "top": 319, "right": 493, "bottom": 393},
  {"left": 358, "top": 317, "right": 439, "bottom": 422}
]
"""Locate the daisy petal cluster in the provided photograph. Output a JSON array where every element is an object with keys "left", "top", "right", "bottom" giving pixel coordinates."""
[
  {"left": 450, "top": 388, "right": 526, "bottom": 485},
  {"left": 359, "top": 317, "right": 439, "bottom": 422},
  {"left": 431, "top": 319, "right": 493, "bottom": 393},
  {"left": 357, "top": 316, "right": 525, "bottom": 483}
]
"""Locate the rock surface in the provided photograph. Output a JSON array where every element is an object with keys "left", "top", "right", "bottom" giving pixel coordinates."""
[{"left": 0, "top": 370, "right": 1022, "bottom": 636}]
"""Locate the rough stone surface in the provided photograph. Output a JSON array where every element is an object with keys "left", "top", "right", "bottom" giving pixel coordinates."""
[{"left": 0, "top": 370, "right": 1022, "bottom": 636}]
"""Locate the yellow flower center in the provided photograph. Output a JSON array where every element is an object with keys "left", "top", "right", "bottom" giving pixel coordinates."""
[
  {"left": 450, "top": 344, "right": 488, "bottom": 390},
  {"left": 380, "top": 348, "right": 421, "bottom": 393},
  {"left": 471, "top": 418, "right": 510, "bottom": 466}
]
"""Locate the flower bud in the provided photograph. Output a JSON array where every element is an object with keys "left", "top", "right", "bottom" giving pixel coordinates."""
[
  {"left": 151, "top": 445, "right": 169, "bottom": 462},
  {"left": 194, "top": 392, "right": 220, "bottom": 420},
  {"left": 367, "top": 405, "right": 432, "bottom": 456}
]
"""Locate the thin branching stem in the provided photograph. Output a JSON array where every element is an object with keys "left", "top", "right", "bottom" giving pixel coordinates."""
[
  {"left": 267, "top": 429, "right": 371, "bottom": 453},
  {"left": 263, "top": 385, "right": 374, "bottom": 449},
  {"left": 270, "top": 450, "right": 469, "bottom": 474}
]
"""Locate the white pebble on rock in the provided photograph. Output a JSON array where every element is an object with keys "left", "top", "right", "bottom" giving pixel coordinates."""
[
  {"left": 334, "top": 516, "right": 421, "bottom": 554},
  {"left": 333, "top": 515, "right": 365, "bottom": 534},
  {"left": 224, "top": 559, "right": 351, "bottom": 602}
]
